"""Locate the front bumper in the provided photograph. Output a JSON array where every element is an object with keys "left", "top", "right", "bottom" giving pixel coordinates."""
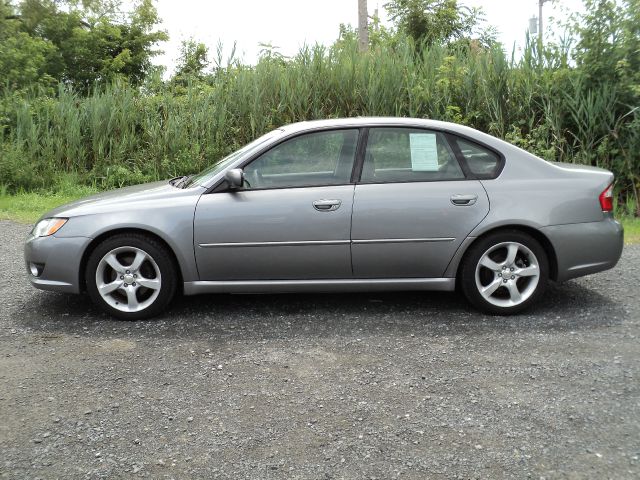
[
  {"left": 542, "top": 216, "right": 624, "bottom": 282},
  {"left": 24, "top": 234, "right": 92, "bottom": 294}
]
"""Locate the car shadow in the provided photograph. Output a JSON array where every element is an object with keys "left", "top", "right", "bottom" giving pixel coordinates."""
[{"left": 16, "top": 279, "right": 626, "bottom": 341}]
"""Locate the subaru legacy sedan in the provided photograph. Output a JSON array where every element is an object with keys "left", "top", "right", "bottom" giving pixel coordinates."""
[{"left": 25, "top": 118, "right": 623, "bottom": 320}]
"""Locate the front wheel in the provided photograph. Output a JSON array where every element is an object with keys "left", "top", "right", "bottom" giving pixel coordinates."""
[
  {"left": 459, "top": 231, "right": 549, "bottom": 315},
  {"left": 85, "top": 234, "right": 177, "bottom": 320}
]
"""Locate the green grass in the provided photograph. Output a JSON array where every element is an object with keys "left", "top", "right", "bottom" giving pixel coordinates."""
[
  {"left": 1, "top": 191, "right": 638, "bottom": 245},
  {"left": 622, "top": 217, "right": 640, "bottom": 245},
  {"left": 0, "top": 190, "right": 97, "bottom": 223}
]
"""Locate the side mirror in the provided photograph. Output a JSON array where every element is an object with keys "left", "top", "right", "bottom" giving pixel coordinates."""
[{"left": 224, "top": 168, "right": 244, "bottom": 189}]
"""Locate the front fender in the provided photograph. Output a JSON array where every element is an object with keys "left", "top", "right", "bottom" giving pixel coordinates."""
[{"left": 55, "top": 194, "right": 201, "bottom": 283}]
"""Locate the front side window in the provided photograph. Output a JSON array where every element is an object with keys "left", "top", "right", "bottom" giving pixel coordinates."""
[
  {"left": 243, "top": 129, "right": 359, "bottom": 189},
  {"left": 187, "top": 129, "right": 284, "bottom": 187},
  {"left": 360, "top": 128, "right": 464, "bottom": 183}
]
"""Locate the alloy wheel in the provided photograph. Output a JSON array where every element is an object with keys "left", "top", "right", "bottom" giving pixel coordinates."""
[
  {"left": 95, "top": 246, "right": 161, "bottom": 313},
  {"left": 474, "top": 241, "right": 540, "bottom": 308}
]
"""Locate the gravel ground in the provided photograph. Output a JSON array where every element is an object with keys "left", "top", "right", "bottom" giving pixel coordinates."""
[{"left": 0, "top": 219, "right": 639, "bottom": 479}]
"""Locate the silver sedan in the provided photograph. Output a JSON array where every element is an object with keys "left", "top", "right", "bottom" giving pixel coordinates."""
[{"left": 24, "top": 118, "right": 624, "bottom": 320}]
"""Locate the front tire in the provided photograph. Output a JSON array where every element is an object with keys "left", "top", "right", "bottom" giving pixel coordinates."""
[
  {"left": 460, "top": 230, "right": 549, "bottom": 315},
  {"left": 85, "top": 233, "right": 177, "bottom": 320}
]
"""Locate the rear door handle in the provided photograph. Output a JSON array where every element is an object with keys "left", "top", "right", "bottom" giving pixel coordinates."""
[
  {"left": 450, "top": 194, "right": 478, "bottom": 206},
  {"left": 313, "top": 199, "right": 342, "bottom": 212}
]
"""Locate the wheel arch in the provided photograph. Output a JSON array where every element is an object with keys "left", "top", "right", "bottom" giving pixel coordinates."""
[
  {"left": 79, "top": 228, "right": 184, "bottom": 293},
  {"left": 453, "top": 225, "right": 559, "bottom": 282}
]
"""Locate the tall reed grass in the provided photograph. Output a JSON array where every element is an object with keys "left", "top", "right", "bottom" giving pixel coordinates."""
[{"left": 0, "top": 37, "right": 638, "bottom": 214}]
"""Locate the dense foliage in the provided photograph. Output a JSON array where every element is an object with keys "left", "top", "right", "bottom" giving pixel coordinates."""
[
  {"left": 384, "top": 0, "right": 492, "bottom": 48},
  {"left": 0, "top": 0, "right": 166, "bottom": 93},
  {"left": 0, "top": 0, "right": 638, "bottom": 216}
]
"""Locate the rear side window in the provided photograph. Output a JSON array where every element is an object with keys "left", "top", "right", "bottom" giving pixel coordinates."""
[
  {"left": 453, "top": 137, "right": 502, "bottom": 178},
  {"left": 360, "top": 128, "right": 465, "bottom": 183}
]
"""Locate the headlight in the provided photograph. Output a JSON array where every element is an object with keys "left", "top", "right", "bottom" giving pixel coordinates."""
[{"left": 32, "top": 218, "right": 68, "bottom": 237}]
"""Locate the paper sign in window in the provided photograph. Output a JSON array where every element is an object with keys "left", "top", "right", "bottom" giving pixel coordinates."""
[{"left": 409, "top": 133, "right": 439, "bottom": 171}]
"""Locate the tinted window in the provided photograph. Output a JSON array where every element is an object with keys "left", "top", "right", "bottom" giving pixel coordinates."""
[
  {"left": 244, "top": 129, "right": 358, "bottom": 189},
  {"left": 454, "top": 138, "right": 501, "bottom": 177},
  {"left": 360, "top": 128, "right": 464, "bottom": 183}
]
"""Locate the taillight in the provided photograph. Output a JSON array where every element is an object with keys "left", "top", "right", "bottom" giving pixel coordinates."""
[{"left": 599, "top": 183, "right": 614, "bottom": 212}]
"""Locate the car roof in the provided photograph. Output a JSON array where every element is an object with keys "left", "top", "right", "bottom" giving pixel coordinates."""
[
  {"left": 280, "top": 117, "right": 472, "bottom": 135},
  {"left": 278, "top": 117, "right": 526, "bottom": 161}
]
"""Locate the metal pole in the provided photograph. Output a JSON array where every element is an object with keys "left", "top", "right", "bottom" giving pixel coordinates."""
[
  {"left": 538, "top": 0, "right": 544, "bottom": 44},
  {"left": 358, "top": 0, "right": 369, "bottom": 52}
]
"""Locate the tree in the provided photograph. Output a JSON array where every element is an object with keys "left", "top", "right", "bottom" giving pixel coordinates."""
[
  {"left": 384, "top": 0, "right": 481, "bottom": 47},
  {"left": 1, "top": 0, "right": 168, "bottom": 93},
  {"left": 0, "top": 1, "right": 56, "bottom": 91},
  {"left": 573, "top": 0, "right": 640, "bottom": 97},
  {"left": 172, "top": 39, "right": 209, "bottom": 84}
]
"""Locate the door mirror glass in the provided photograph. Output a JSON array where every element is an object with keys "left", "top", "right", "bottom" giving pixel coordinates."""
[{"left": 225, "top": 168, "right": 244, "bottom": 188}]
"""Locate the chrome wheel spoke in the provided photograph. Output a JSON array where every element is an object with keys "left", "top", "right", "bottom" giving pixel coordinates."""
[
  {"left": 104, "top": 253, "right": 125, "bottom": 273},
  {"left": 505, "top": 243, "right": 519, "bottom": 266},
  {"left": 480, "top": 278, "right": 502, "bottom": 299},
  {"left": 506, "top": 281, "right": 522, "bottom": 303},
  {"left": 129, "top": 251, "right": 147, "bottom": 272},
  {"left": 516, "top": 265, "right": 538, "bottom": 277},
  {"left": 137, "top": 277, "right": 160, "bottom": 290},
  {"left": 125, "top": 287, "right": 140, "bottom": 310},
  {"left": 479, "top": 256, "right": 501, "bottom": 271},
  {"left": 98, "top": 280, "right": 122, "bottom": 295}
]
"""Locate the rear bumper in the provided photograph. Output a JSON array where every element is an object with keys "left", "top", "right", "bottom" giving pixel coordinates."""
[
  {"left": 542, "top": 216, "right": 624, "bottom": 282},
  {"left": 24, "top": 234, "right": 92, "bottom": 294}
]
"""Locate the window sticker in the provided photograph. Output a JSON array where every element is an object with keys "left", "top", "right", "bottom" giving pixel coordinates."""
[{"left": 409, "top": 133, "right": 439, "bottom": 171}]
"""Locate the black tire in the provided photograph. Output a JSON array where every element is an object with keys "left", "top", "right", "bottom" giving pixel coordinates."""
[
  {"left": 459, "top": 230, "right": 549, "bottom": 315},
  {"left": 85, "top": 233, "right": 178, "bottom": 320}
]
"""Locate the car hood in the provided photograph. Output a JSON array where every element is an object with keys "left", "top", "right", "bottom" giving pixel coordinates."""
[{"left": 42, "top": 181, "right": 203, "bottom": 220}]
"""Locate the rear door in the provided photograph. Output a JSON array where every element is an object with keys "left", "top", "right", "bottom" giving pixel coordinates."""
[
  {"left": 351, "top": 127, "right": 490, "bottom": 278},
  {"left": 193, "top": 129, "right": 359, "bottom": 280}
]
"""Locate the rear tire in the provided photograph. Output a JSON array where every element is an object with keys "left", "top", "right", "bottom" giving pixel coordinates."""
[
  {"left": 85, "top": 233, "right": 177, "bottom": 320},
  {"left": 460, "top": 230, "right": 549, "bottom": 315}
]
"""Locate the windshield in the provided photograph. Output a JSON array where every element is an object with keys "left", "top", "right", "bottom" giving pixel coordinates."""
[{"left": 185, "top": 129, "right": 284, "bottom": 187}]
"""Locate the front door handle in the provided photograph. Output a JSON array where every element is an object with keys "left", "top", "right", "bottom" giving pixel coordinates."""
[
  {"left": 313, "top": 199, "right": 342, "bottom": 212},
  {"left": 450, "top": 194, "right": 478, "bottom": 206}
]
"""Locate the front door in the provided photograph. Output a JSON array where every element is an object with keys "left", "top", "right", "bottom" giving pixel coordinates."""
[
  {"left": 351, "top": 127, "right": 490, "bottom": 278},
  {"left": 193, "top": 129, "right": 359, "bottom": 280}
]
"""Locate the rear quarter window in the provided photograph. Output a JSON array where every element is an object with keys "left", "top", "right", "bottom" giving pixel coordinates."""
[{"left": 453, "top": 137, "right": 503, "bottom": 179}]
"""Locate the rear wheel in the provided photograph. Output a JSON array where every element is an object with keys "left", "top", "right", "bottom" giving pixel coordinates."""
[
  {"left": 85, "top": 234, "right": 177, "bottom": 320},
  {"left": 460, "top": 230, "right": 548, "bottom": 315}
]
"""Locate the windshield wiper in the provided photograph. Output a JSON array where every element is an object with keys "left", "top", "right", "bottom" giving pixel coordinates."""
[
  {"left": 170, "top": 175, "right": 192, "bottom": 188},
  {"left": 169, "top": 175, "right": 185, "bottom": 186}
]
